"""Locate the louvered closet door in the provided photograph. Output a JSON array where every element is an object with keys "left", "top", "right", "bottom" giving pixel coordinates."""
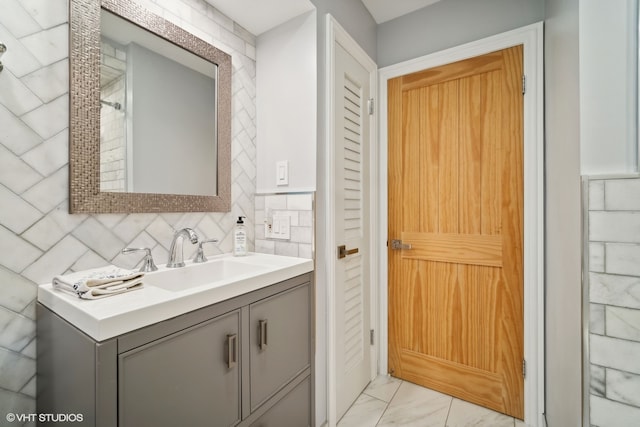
[{"left": 334, "top": 42, "right": 371, "bottom": 421}]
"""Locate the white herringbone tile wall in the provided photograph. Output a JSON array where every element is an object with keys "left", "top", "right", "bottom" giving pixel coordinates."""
[{"left": 0, "top": 0, "right": 256, "bottom": 417}]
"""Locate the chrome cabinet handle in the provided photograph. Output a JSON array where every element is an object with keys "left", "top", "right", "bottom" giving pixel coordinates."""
[
  {"left": 337, "top": 245, "right": 359, "bottom": 259},
  {"left": 258, "top": 319, "right": 268, "bottom": 350},
  {"left": 227, "top": 333, "right": 237, "bottom": 369}
]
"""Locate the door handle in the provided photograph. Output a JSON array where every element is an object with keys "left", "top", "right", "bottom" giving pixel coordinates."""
[
  {"left": 258, "top": 319, "right": 268, "bottom": 350},
  {"left": 391, "top": 239, "right": 412, "bottom": 250},
  {"left": 337, "top": 245, "right": 359, "bottom": 259},
  {"left": 226, "top": 333, "right": 237, "bottom": 369}
]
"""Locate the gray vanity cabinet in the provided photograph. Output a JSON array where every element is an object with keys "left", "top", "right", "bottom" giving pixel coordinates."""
[
  {"left": 37, "top": 273, "right": 313, "bottom": 427},
  {"left": 119, "top": 311, "right": 241, "bottom": 427},
  {"left": 249, "top": 284, "right": 310, "bottom": 410}
]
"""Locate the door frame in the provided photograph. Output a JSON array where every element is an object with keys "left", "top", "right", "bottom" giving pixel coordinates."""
[
  {"left": 378, "top": 23, "right": 545, "bottom": 426},
  {"left": 325, "top": 14, "right": 379, "bottom": 427}
]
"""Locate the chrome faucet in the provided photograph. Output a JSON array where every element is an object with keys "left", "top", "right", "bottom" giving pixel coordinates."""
[{"left": 167, "top": 228, "right": 199, "bottom": 268}]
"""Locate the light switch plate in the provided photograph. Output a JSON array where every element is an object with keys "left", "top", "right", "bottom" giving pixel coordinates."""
[
  {"left": 276, "top": 160, "right": 288, "bottom": 186},
  {"left": 265, "top": 213, "right": 290, "bottom": 240}
]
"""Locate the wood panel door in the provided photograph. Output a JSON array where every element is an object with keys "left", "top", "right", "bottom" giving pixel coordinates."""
[{"left": 387, "top": 45, "right": 524, "bottom": 419}]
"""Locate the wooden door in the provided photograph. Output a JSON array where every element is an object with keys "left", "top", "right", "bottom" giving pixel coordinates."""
[{"left": 387, "top": 45, "right": 524, "bottom": 418}]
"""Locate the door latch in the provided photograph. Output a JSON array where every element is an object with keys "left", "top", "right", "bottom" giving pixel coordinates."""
[{"left": 390, "top": 239, "right": 411, "bottom": 250}]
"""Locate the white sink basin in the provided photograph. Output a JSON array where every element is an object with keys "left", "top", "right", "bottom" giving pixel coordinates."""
[
  {"left": 38, "top": 253, "right": 314, "bottom": 341},
  {"left": 144, "top": 258, "right": 269, "bottom": 292}
]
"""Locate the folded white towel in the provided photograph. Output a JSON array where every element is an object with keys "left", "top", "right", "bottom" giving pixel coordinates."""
[{"left": 52, "top": 266, "right": 144, "bottom": 300}]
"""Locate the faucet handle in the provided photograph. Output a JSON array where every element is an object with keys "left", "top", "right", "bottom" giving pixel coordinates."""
[
  {"left": 192, "top": 239, "right": 219, "bottom": 263},
  {"left": 122, "top": 247, "right": 158, "bottom": 272}
]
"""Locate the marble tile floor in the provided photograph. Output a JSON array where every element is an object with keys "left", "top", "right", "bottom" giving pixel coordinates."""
[{"left": 338, "top": 375, "right": 527, "bottom": 427}]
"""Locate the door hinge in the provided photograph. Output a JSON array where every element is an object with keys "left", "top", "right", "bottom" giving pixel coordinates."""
[
  {"left": 370, "top": 329, "right": 375, "bottom": 345},
  {"left": 522, "top": 359, "right": 527, "bottom": 378},
  {"left": 368, "top": 98, "right": 374, "bottom": 115},
  {"left": 522, "top": 75, "right": 526, "bottom": 95}
]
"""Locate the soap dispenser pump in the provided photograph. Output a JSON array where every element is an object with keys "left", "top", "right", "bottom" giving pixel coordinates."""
[{"left": 233, "top": 216, "right": 247, "bottom": 256}]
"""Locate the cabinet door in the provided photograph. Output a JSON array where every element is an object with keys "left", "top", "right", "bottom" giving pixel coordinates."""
[
  {"left": 250, "top": 377, "right": 311, "bottom": 427},
  {"left": 119, "top": 310, "right": 241, "bottom": 427},
  {"left": 249, "top": 283, "right": 310, "bottom": 410}
]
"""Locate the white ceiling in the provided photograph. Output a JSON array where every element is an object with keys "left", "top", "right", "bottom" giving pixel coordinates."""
[
  {"left": 205, "top": 0, "right": 443, "bottom": 36},
  {"left": 361, "top": 0, "right": 442, "bottom": 24},
  {"left": 204, "top": 0, "right": 315, "bottom": 36}
]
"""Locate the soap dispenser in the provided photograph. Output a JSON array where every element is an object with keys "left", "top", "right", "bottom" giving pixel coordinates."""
[{"left": 233, "top": 216, "right": 247, "bottom": 256}]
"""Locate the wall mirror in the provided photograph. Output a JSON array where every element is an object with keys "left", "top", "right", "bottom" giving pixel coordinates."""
[{"left": 69, "top": 0, "right": 231, "bottom": 213}]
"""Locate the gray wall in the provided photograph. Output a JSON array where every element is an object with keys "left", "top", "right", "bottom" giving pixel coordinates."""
[
  {"left": 544, "top": 0, "right": 583, "bottom": 425},
  {"left": 377, "top": 0, "right": 544, "bottom": 67}
]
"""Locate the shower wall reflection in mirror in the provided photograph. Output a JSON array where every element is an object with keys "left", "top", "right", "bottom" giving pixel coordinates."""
[{"left": 99, "top": 9, "right": 217, "bottom": 196}]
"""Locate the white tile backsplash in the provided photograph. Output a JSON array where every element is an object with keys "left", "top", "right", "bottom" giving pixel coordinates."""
[
  {"left": 0, "top": 388, "right": 35, "bottom": 425},
  {"left": 20, "top": 94, "right": 68, "bottom": 140},
  {"left": 255, "top": 239, "right": 275, "bottom": 254},
  {"left": 288, "top": 194, "right": 313, "bottom": 210},
  {"left": 18, "top": 24, "right": 68, "bottom": 67},
  {"left": 0, "top": 267, "right": 36, "bottom": 313},
  {"left": 255, "top": 193, "right": 314, "bottom": 260},
  {"left": 291, "top": 226, "right": 313, "bottom": 244},
  {"left": 0, "top": 25, "right": 43, "bottom": 78},
  {"left": 0, "top": 104, "right": 43, "bottom": 156},
  {"left": 264, "top": 194, "right": 288, "bottom": 211},
  {"left": 591, "top": 364, "right": 606, "bottom": 397},
  {"left": 590, "top": 211, "right": 640, "bottom": 243},
  {"left": 275, "top": 241, "right": 300, "bottom": 257},
  {"left": 0, "top": 185, "right": 43, "bottom": 235},
  {"left": 607, "top": 306, "right": 640, "bottom": 341},
  {"left": 0, "top": 66, "right": 43, "bottom": 115},
  {"left": 0, "top": 0, "right": 41, "bottom": 39},
  {"left": 606, "top": 243, "right": 640, "bottom": 276},
  {"left": 0, "top": 347, "right": 35, "bottom": 392},
  {"left": 590, "top": 304, "right": 605, "bottom": 335},
  {"left": 21, "top": 235, "right": 87, "bottom": 284},
  {"left": 0, "top": 307, "right": 35, "bottom": 352},
  {"left": 21, "top": 129, "right": 68, "bottom": 177},
  {"left": 589, "top": 180, "right": 605, "bottom": 210},
  {"left": 606, "top": 179, "right": 640, "bottom": 211},
  {"left": 0, "top": 144, "right": 43, "bottom": 194},
  {"left": 72, "top": 217, "right": 125, "bottom": 260},
  {"left": 21, "top": 339, "right": 36, "bottom": 359},
  {"left": 591, "top": 394, "right": 640, "bottom": 427},
  {"left": 590, "top": 334, "right": 640, "bottom": 375},
  {"left": 589, "top": 242, "right": 605, "bottom": 272},
  {"left": 19, "top": 0, "right": 69, "bottom": 30},
  {"left": 20, "top": 375, "right": 36, "bottom": 398},
  {"left": 0, "top": 226, "right": 42, "bottom": 273},
  {"left": 586, "top": 177, "right": 640, "bottom": 425},
  {"left": 589, "top": 272, "right": 640, "bottom": 310},
  {"left": 607, "top": 369, "right": 640, "bottom": 407},
  {"left": 20, "top": 59, "right": 69, "bottom": 104},
  {"left": 21, "top": 167, "right": 68, "bottom": 213}
]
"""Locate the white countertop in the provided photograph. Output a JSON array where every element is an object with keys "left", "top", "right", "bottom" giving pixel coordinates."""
[{"left": 38, "top": 253, "right": 314, "bottom": 341}]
